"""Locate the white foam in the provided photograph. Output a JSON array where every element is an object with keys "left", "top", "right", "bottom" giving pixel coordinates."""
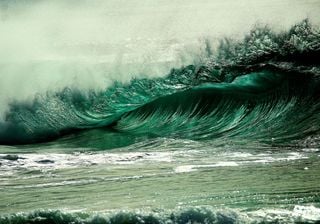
[
  {"left": 249, "top": 205, "right": 320, "bottom": 223},
  {"left": 175, "top": 162, "right": 239, "bottom": 173},
  {"left": 301, "top": 148, "right": 319, "bottom": 152},
  {"left": 0, "top": 152, "right": 174, "bottom": 173},
  {"left": 293, "top": 205, "right": 320, "bottom": 221},
  {"left": 0, "top": 149, "right": 314, "bottom": 176}
]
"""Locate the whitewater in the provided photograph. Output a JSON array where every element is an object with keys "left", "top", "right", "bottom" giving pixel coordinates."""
[{"left": 1, "top": 0, "right": 320, "bottom": 223}]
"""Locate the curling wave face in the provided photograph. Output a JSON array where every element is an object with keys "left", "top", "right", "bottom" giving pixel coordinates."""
[{"left": 0, "top": 19, "right": 320, "bottom": 147}]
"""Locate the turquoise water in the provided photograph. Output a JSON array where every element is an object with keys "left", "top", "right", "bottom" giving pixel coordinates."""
[{"left": 1, "top": 6, "right": 320, "bottom": 224}]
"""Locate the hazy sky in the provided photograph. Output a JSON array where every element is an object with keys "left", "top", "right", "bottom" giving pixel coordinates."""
[
  {"left": 0, "top": 0, "right": 319, "bottom": 61},
  {"left": 1, "top": 0, "right": 320, "bottom": 46}
]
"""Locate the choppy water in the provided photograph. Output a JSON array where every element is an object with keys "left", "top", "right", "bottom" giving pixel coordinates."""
[{"left": 1, "top": 1, "right": 320, "bottom": 223}]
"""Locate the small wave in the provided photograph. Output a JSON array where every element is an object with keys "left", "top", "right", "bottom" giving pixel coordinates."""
[{"left": 1, "top": 205, "right": 320, "bottom": 224}]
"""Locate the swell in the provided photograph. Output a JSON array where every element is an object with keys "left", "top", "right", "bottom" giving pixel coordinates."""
[{"left": 0, "top": 19, "right": 320, "bottom": 146}]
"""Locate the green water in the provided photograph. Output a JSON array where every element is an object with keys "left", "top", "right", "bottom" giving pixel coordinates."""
[{"left": 1, "top": 141, "right": 320, "bottom": 221}]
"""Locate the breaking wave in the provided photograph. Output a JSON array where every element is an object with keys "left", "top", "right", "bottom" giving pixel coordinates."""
[{"left": 0, "top": 19, "right": 320, "bottom": 147}]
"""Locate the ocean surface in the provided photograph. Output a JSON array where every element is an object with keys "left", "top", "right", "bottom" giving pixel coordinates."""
[{"left": 1, "top": 1, "right": 320, "bottom": 223}]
